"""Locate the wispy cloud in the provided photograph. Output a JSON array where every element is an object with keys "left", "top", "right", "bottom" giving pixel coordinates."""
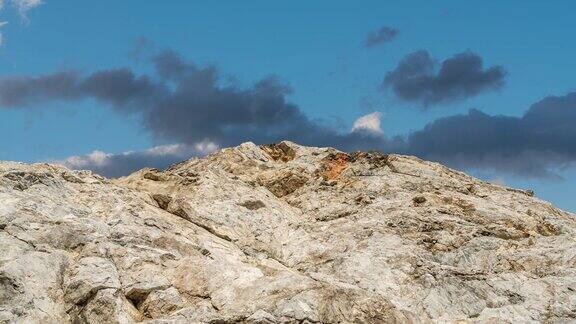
[
  {"left": 12, "top": 0, "right": 43, "bottom": 20},
  {"left": 0, "top": 0, "right": 43, "bottom": 44},
  {"left": 0, "top": 21, "right": 8, "bottom": 45},
  {"left": 364, "top": 26, "right": 399, "bottom": 48}
]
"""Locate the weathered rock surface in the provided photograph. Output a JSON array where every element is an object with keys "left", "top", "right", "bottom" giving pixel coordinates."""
[{"left": 1, "top": 141, "right": 575, "bottom": 323}]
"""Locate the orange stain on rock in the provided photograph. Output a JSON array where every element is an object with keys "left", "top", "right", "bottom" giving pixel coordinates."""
[{"left": 320, "top": 153, "right": 351, "bottom": 180}]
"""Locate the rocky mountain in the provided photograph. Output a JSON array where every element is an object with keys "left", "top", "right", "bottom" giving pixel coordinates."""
[{"left": 1, "top": 141, "right": 575, "bottom": 323}]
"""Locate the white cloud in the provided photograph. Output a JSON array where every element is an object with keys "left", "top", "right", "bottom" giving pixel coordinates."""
[
  {"left": 64, "top": 150, "right": 111, "bottom": 169},
  {"left": 0, "top": 21, "right": 7, "bottom": 45},
  {"left": 0, "top": 0, "right": 43, "bottom": 44},
  {"left": 193, "top": 140, "right": 219, "bottom": 154},
  {"left": 12, "top": 0, "right": 43, "bottom": 19},
  {"left": 351, "top": 111, "right": 383, "bottom": 135},
  {"left": 57, "top": 142, "right": 219, "bottom": 177}
]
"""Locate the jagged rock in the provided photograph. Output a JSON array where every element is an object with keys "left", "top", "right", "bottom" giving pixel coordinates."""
[
  {"left": 258, "top": 169, "right": 309, "bottom": 197},
  {"left": 123, "top": 266, "right": 172, "bottom": 307},
  {"left": 151, "top": 193, "right": 172, "bottom": 210},
  {"left": 139, "top": 287, "right": 185, "bottom": 318},
  {"left": 76, "top": 288, "right": 140, "bottom": 323},
  {"left": 64, "top": 257, "right": 121, "bottom": 305},
  {"left": 1, "top": 142, "right": 575, "bottom": 323},
  {"left": 247, "top": 309, "right": 277, "bottom": 323},
  {"left": 261, "top": 142, "right": 297, "bottom": 162}
]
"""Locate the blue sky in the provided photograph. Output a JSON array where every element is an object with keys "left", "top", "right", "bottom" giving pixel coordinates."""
[{"left": 0, "top": 1, "right": 575, "bottom": 211}]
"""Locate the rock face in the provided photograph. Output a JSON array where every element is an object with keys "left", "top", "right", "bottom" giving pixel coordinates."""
[{"left": 1, "top": 141, "right": 575, "bottom": 323}]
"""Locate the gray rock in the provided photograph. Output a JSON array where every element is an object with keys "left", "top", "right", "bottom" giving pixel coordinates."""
[
  {"left": 139, "top": 287, "right": 185, "bottom": 318},
  {"left": 64, "top": 257, "right": 121, "bottom": 305},
  {"left": 0, "top": 142, "right": 575, "bottom": 323}
]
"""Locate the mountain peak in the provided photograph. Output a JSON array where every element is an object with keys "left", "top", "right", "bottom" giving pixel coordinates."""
[{"left": 1, "top": 142, "right": 575, "bottom": 322}]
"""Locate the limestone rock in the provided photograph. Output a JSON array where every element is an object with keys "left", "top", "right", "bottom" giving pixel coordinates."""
[
  {"left": 64, "top": 257, "right": 121, "bottom": 305},
  {"left": 139, "top": 287, "right": 185, "bottom": 318},
  {"left": 1, "top": 142, "right": 575, "bottom": 323}
]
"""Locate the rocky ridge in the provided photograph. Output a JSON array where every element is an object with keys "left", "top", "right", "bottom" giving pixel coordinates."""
[{"left": 1, "top": 141, "right": 575, "bottom": 323}]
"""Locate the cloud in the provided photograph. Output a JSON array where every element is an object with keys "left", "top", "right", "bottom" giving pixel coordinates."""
[
  {"left": 0, "top": 49, "right": 392, "bottom": 174},
  {"left": 0, "top": 0, "right": 43, "bottom": 45},
  {"left": 58, "top": 133, "right": 391, "bottom": 177},
  {"left": 1, "top": 48, "right": 574, "bottom": 178},
  {"left": 364, "top": 26, "right": 399, "bottom": 48},
  {"left": 59, "top": 142, "right": 218, "bottom": 178},
  {"left": 403, "top": 92, "right": 576, "bottom": 177},
  {"left": 0, "top": 50, "right": 392, "bottom": 152},
  {"left": 351, "top": 111, "right": 383, "bottom": 135},
  {"left": 12, "top": 0, "right": 43, "bottom": 19},
  {"left": 129, "top": 37, "right": 155, "bottom": 61},
  {"left": 382, "top": 50, "right": 506, "bottom": 107},
  {"left": 0, "top": 21, "right": 7, "bottom": 45},
  {"left": 0, "top": 71, "right": 81, "bottom": 106}
]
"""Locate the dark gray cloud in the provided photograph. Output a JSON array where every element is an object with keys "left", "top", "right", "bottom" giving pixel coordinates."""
[
  {"left": 0, "top": 69, "right": 158, "bottom": 109},
  {"left": 0, "top": 52, "right": 321, "bottom": 146},
  {"left": 0, "top": 50, "right": 389, "bottom": 175},
  {"left": 364, "top": 26, "right": 399, "bottom": 48},
  {"left": 404, "top": 92, "right": 576, "bottom": 177},
  {"left": 1, "top": 49, "right": 574, "bottom": 179},
  {"left": 383, "top": 50, "right": 506, "bottom": 107},
  {"left": 0, "top": 72, "right": 80, "bottom": 106}
]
